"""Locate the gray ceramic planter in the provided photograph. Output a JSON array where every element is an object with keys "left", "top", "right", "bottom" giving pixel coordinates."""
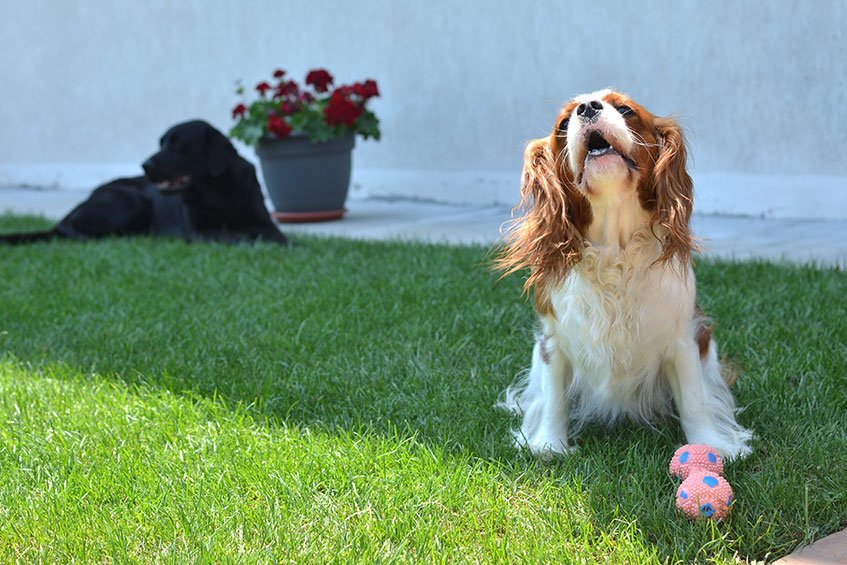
[{"left": 256, "top": 133, "right": 355, "bottom": 222}]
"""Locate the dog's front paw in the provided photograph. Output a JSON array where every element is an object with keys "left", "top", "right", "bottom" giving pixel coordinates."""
[
  {"left": 713, "top": 439, "right": 753, "bottom": 461},
  {"left": 686, "top": 428, "right": 754, "bottom": 461},
  {"left": 512, "top": 429, "right": 577, "bottom": 461}
]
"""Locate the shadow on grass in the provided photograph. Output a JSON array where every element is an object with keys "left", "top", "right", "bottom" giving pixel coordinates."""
[{"left": 1, "top": 217, "right": 845, "bottom": 560}]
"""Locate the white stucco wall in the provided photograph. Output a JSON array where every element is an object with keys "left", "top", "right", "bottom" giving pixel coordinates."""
[{"left": 1, "top": 1, "right": 845, "bottom": 218}]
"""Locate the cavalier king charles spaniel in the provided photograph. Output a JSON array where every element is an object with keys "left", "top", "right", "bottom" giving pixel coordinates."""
[{"left": 497, "top": 89, "right": 752, "bottom": 460}]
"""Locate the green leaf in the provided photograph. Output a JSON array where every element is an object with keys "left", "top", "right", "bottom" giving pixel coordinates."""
[{"left": 355, "top": 111, "right": 381, "bottom": 141}]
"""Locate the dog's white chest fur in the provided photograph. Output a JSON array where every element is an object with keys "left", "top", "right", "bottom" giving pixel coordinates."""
[{"left": 547, "top": 231, "right": 693, "bottom": 423}]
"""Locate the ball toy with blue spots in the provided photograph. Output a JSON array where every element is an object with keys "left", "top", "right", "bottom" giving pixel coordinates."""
[
  {"left": 675, "top": 469, "right": 734, "bottom": 520},
  {"left": 669, "top": 443, "right": 724, "bottom": 480}
]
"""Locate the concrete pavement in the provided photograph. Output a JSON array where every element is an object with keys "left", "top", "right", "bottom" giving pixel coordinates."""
[{"left": 2, "top": 186, "right": 846, "bottom": 266}]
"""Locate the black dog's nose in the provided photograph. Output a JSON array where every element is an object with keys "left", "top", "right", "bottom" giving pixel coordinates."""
[
  {"left": 576, "top": 100, "right": 603, "bottom": 120},
  {"left": 142, "top": 159, "right": 154, "bottom": 176}
]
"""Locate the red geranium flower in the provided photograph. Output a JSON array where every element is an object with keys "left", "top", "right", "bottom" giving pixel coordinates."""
[
  {"left": 273, "top": 68, "right": 286, "bottom": 79},
  {"left": 267, "top": 115, "right": 292, "bottom": 138},
  {"left": 231, "top": 103, "right": 247, "bottom": 119},
  {"left": 279, "top": 101, "right": 298, "bottom": 115},
  {"left": 334, "top": 85, "right": 353, "bottom": 97},
  {"left": 255, "top": 81, "right": 272, "bottom": 96},
  {"left": 305, "top": 69, "right": 334, "bottom": 93},
  {"left": 351, "top": 80, "right": 379, "bottom": 100},
  {"left": 274, "top": 80, "right": 300, "bottom": 99},
  {"left": 361, "top": 79, "right": 380, "bottom": 98},
  {"left": 324, "top": 91, "right": 363, "bottom": 126}
]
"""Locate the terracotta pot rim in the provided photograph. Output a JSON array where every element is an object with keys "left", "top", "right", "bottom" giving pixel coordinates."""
[{"left": 272, "top": 209, "right": 346, "bottom": 223}]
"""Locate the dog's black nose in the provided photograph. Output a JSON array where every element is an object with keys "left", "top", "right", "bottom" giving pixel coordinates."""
[
  {"left": 576, "top": 100, "right": 603, "bottom": 120},
  {"left": 142, "top": 159, "right": 154, "bottom": 176}
]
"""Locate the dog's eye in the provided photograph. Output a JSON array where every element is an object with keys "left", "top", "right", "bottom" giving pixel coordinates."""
[
  {"left": 557, "top": 117, "right": 570, "bottom": 135},
  {"left": 616, "top": 105, "right": 635, "bottom": 117}
]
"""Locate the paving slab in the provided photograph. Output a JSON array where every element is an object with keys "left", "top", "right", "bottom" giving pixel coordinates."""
[
  {"left": 774, "top": 528, "right": 847, "bottom": 564},
  {"left": 284, "top": 199, "right": 847, "bottom": 266},
  {"left": 1, "top": 186, "right": 846, "bottom": 266},
  {"left": 0, "top": 185, "right": 90, "bottom": 220}
]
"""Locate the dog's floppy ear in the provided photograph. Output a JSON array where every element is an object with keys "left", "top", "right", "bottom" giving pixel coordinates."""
[
  {"left": 206, "top": 126, "right": 237, "bottom": 176},
  {"left": 650, "top": 118, "right": 697, "bottom": 264},
  {"left": 496, "top": 137, "right": 587, "bottom": 299}
]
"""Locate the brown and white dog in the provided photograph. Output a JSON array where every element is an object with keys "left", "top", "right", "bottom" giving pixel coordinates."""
[{"left": 497, "top": 90, "right": 752, "bottom": 460}]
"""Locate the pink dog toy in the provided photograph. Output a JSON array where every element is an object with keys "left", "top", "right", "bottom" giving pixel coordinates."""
[
  {"left": 668, "top": 443, "right": 724, "bottom": 480},
  {"left": 675, "top": 469, "right": 734, "bottom": 520},
  {"left": 668, "top": 443, "right": 735, "bottom": 521}
]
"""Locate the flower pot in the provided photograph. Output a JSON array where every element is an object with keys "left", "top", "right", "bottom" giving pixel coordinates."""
[{"left": 256, "top": 133, "right": 355, "bottom": 223}]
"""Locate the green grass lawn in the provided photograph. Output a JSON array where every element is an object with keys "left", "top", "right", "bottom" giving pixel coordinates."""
[{"left": 0, "top": 214, "right": 844, "bottom": 563}]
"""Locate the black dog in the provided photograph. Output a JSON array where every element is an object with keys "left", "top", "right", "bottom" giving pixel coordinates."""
[{"left": 0, "top": 120, "right": 287, "bottom": 245}]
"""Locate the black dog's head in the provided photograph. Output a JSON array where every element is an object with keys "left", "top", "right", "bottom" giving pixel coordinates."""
[{"left": 142, "top": 120, "right": 237, "bottom": 192}]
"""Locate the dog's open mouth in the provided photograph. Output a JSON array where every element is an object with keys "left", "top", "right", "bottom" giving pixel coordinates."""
[
  {"left": 155, "top": 175, "right": 191, "bottom": 192},
  {"left": 585, "top": 131, "right": 616, "bottom": 158},
  {"left": 581, "top": 130, "right": 638, "bottom": 173}
]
